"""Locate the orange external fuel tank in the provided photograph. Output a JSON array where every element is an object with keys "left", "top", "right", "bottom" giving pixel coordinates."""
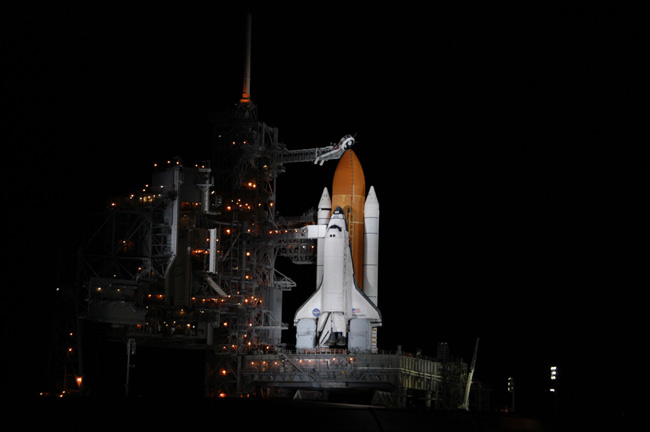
[{"left": 331, "top": 150, "right": 365, "bottom": 290}]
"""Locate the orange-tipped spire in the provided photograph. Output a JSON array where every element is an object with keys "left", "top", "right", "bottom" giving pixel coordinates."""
[{"left": 240, "top": 12, "right": 252, "bottom": 104}]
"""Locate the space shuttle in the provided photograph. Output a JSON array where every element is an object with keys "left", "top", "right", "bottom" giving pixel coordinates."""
[{"left": 294, "top": 150, "right": 381, "bottom": 352}]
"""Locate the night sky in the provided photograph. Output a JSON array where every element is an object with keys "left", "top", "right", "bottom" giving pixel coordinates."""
[{"left": 5, "top": 4, "right": 643, "bottom": 415}]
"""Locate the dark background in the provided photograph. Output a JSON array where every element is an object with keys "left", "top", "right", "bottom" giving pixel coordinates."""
[{"left": 4, "top": 3, "right": 643, "bottom": 417}]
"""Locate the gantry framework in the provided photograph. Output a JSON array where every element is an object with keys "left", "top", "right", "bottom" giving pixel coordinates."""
[{"left": 71, "top": 100, "right": 358, "bottom": 394}]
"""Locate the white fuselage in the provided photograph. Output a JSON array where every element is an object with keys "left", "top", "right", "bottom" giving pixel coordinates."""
[{"left": 295, "top": 202, "right": 381, "bottom": 351}]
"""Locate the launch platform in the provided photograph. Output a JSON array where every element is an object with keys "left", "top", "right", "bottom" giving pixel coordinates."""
[{"left": 211, "top": 348, "right": 472, "bottom": 409}]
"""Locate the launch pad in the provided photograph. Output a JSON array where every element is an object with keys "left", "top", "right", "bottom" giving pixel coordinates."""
[
  {"left": 69, "top": 104, "right": 477, "bottom": 408},
  {"left": 51, "top": 12, "right": 486, "bottom": 411}
]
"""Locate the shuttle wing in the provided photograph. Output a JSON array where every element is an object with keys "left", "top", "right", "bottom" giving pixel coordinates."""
[
  {"left": 294, "top": 285, "right": 323, "bottom": 323},
  {"left": 350, "top": 281, "right": 381, "bottom": 322}
]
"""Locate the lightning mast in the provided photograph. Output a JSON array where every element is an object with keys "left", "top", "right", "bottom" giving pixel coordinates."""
[{"left": 240, "top": 11, "right": 252, "bottom": 105}]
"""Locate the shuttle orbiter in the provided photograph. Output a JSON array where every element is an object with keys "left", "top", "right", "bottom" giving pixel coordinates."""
[{"left": 294, "top": 150, "right": 381, "bottom": 352}]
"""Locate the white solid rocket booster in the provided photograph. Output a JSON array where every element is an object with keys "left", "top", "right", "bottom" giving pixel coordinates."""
[
  {"left": 363, "top": 186, "right": 379, "bottom": 307},
  {"left": 316, "top": 187, "right": 331, "bottom": 287}
]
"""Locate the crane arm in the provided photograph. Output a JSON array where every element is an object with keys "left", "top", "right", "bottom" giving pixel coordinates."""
[{"left": 278, "top": 135, "right": 355, "bottom": 165}]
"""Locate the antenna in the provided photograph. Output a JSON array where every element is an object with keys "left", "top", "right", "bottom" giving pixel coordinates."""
[
  {"left": 459, "top": 338, "right": 480, "bottom": 410},
  {"left": 240, "top": 11, "right": 252, "bottom": 104}
]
